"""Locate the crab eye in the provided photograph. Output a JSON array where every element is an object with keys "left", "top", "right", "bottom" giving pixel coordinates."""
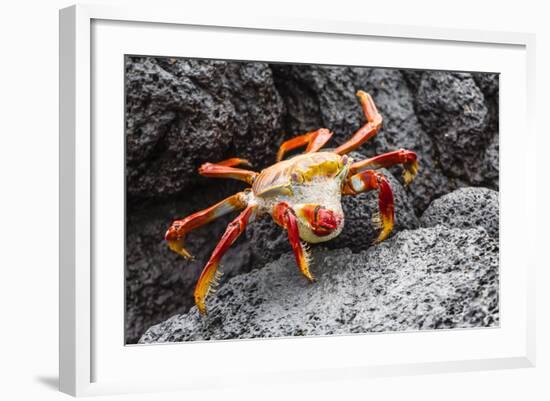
[{"left": 291, "top": 172, "right": 303, "bottom": 184}]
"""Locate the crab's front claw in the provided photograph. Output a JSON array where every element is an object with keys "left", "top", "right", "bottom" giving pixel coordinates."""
[
  {"left": 273, "top": 202, "right": 316, "bottom": 282},
  {"left": 374, "top": 177, "right": 395, "bottom": 243},
  {"left": 344, "top": 169, "right": 395, "bottom": 243},
  {"left": 167, "top": 238, "right": 194, "bottom": 260},
  {"left": 165, "top": 224, "right": 194, "bottom": 260},
  {"left": 402, "top": 151, "right": 419, "bottom": 186},
  {"left": 295, "top": 204, "right": 342, "bottom": 237}
]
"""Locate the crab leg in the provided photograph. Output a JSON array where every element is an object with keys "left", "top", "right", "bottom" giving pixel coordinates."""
[
  {"left": 276, "top": 128, "right": 333, "bottom": 161},
  {"left": 350, "top": 149, "right": 419, "bottom": 185},
  {"left": 343, "top": 170, "right": 395, "bottom": 243},
  {"left": 206, "top": 157, "right": 253, "bottom": 168},
  {"left": 273, "top": 202, "right": 315, "bottom": 282},
  {"left": 334, "top": 91, "right": 382, "bottom": 155},
  {"left": 198, "top": 162, "right": 258, "bottom": 184},
  {"left": 194, "top": 204, "right": 258, "bottom": 314},
  {"left": 164, "top": 191, "right": 249, "bottom": 259}
]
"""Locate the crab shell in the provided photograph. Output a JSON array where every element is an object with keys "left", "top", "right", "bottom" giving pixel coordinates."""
[{"left": 249, "top": 151, "right": 353, "bottom": 243}]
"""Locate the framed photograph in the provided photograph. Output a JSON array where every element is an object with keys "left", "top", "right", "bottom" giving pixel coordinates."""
[{"left": 59, "top": 4, "right": 536, "bottom": 396}]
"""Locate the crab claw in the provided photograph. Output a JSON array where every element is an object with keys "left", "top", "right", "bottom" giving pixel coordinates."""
[
  {"left": 343, "top": 169, "right": 395, "bottom": 243},
  {"left": 297, "top": 205, "right": 342, "bottom": 237},
  {"left": 164, "top": 191, "right": 250, "bottom": 261},
  {"left": 165, "top": 223, "right": 194, "bottom": 259},
  {"left": 273, "top": 202, "right": 316, "bottom": 282},
  {"left": 315, "top": 207, "right": 341, "bottom": 234},
  {"left": 348, "top": 149, "right": 419, "bottom": 186},
  {"left": 402, "top": 151, "right": 419, "bottom": 185},
  {"left": 374, "top": 177, "right": 395, "bottom": 243}
]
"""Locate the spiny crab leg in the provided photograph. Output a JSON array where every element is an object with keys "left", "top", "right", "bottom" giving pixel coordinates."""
[
  {"left": 194, "top": 204, "right": 257, "bottom": 315},
  {"left": 164, "top": 191, "right": 249, "bottom": 259},
  {"left": 334, "top": 91, "right": 383, "bottom": 155},
  {"left": 350, "top": 149, "right": 419, "bottom": 185},
  {"left": 343, "top": 170, "right": 395, "bottom": 243},
  {"left": 276, "top": 128, "right": 333, "bottom": 162},
  {"left": 273, "top": 202, "right": 315, "bottom": 282}
]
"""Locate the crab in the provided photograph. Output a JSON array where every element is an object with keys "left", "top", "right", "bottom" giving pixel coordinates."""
[{"left": 165, "top": 91, "right": 419, "bottom": 314}]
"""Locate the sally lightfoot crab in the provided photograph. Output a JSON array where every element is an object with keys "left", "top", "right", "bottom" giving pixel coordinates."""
[{"left": 165, "top": 91, "right": 419, "bottom": 314}]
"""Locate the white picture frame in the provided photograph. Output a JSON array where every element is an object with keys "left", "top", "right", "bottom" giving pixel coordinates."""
[{"left": 59, "top": 3, "right": 536, "bottom": 397}]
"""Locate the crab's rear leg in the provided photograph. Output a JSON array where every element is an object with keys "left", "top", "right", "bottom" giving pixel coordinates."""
[
  {"left": 343, "top": 170, "right": 395, "bottom": 243},
  {"left": 276, "top": 128, "right": 333, "bottom": 161},
  {"left": 165, "top": 191, "right": 249, "bottom": 259},
  {"left": 209, "top": 157, "right": 253, "bottom": 168},
  {"left": 273, "top": 202, "right": 315, "bottom": 282},
  {"left": 350, "top": 149, "right": 419, "bottom": 185},
  {"left": 334, "top": 91, "right": 382, "bottom": 155},
  {"left": 194, "top": 204, "right": 258, "bottom": 314},
  {"left": 199, "top": 158, "right": 258, "bottom": 184}
]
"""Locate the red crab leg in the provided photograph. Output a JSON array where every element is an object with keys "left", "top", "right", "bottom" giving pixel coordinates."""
[
  {"left": 210, "top": 157, "right": 253, "bottom": 168},
  {"left": 350, "top": 149, "right": 419, "bottom": 185},
  {"left": 273, "top": 202, "right": 315, "bottom": 282},
  {"left": 334, "top": 91, "right": 383, "bottom": 155},
  {"left": 198, "top": 162, "right": 258, "bottom": 184},
  {"left": 276, "top": 128, "right": 333, "bottom": 161},
  {"left": 343, "top": 170, "right": 395, "bottom": 243},
  {"left": 194, "top": 204, "right": 257, "bottom": 314},
  {"left": 164, "top": 191, "right": 249, "bottom": 259}
]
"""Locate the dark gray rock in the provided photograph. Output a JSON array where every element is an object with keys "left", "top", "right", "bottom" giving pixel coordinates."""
[
  {"left": 421, "top": 187, "right": 499, "bottom": 239},
  {"left": 125, "top": 57, "right": 285, "bottom": 200},
  {"left": 139, "top": 225, "right": 499, "bottom": 343},
  {"left": 470, "top": 72, "right": 499, "bottom": 189},
  {"left": 414, "top": 72, "right": 491, "bottom": 183},
  {"left": 271, "top": 64, "right": 363, "bottom": 145},
  {"left": 482, "top": 134, "right": 499, "bottom": 188},
  {"left": 472, "top": 72, "right": 499, "bottom": 98},
  {"left": 401, "top": 70, "right": 425, "bottom": 93}
]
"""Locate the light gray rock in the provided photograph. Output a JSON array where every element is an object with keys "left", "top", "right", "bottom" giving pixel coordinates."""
[
  {"left": 139, "top": 225, "right": 499, "bottom": 343},
  {"left": 421, "top": 187, "right": 499, "bottom": 239}
]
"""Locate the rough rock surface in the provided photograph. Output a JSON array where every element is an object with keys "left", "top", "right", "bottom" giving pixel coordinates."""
[
  {"left": 421, "top": 187, "right": 499, "bottom": 239},
  {"left": 125, "top": 56, "right": 285, "bottom": 199},
  {"left": 125, "top": 58, "right": 499, "bottom": 343},
  {"left": 139, "top": 226, "right": 499, "bottom": 343},
  {"left": 414, "top": 72, "right": 495, "bottom": 185}
]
